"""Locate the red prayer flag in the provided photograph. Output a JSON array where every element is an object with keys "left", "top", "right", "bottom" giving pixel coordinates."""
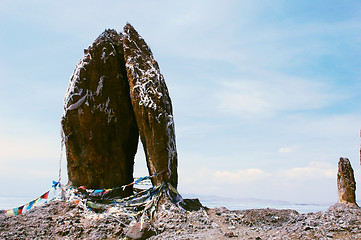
[
  {"left": 41, "top": 192, "right": 49, "bottom": 199},
  {"left": 18, "top": 206, "right": 24, "bottom": 215}
]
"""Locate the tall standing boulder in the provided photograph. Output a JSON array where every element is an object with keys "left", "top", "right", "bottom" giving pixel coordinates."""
[
  {"left": 123, "top": 23, "right": 178, "bottom": 188},
  {"left": 61, "top": 29, "right": 139, "bottom": 196},
  {"left": 337, "top": 157, "right": 357, "bottom": 205}
]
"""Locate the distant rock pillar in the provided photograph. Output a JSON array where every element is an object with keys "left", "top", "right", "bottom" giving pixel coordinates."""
[
  {"left": 122, "top": 23, "right": 178, "bottom": 188},
  {"left": 61, "top": 30, "right": 139, "bottom": 196},
  {"left": 337, "top": 157, "right": 357, "bottom": 205}
]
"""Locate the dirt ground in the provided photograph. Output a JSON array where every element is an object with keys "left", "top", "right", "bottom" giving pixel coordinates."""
[{"left": 1, "top": 198, "right": 361, "bottom": 239}]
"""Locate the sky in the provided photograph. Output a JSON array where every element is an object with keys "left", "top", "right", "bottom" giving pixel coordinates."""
[{"left": 1, "top": 0, "right": 361, "bottom": 205}]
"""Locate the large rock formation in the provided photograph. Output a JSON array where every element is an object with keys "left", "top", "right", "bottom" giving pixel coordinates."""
[
  {"left": 123, "top": 23, "right": 178, "bottom": 188},
  {"left": 62, "top": 30, "right": 139, "bottom": 196},
  {"left": 337, "top": 157, "right": 357, "bottom": 205},
  {"left": 62, "top": 24, "right": 178, "bottom": 194}
]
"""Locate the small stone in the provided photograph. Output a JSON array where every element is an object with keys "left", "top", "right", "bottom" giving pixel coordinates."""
[
  {"left": 124, "top": 221, "right": 156, "bottom": 239},
  {"left": 179, "top": 198, "right": 203, "bottom": 211},
  {"left": 304, "top": 226, "right": 313, "bottom": 231},
  {"left": 224, "top": 231, "right": 237, "bottom": 238}
]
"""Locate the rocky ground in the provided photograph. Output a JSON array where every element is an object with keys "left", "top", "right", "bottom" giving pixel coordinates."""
[{"left": 1, "top": 199, "right": 360, "bottom": 239}]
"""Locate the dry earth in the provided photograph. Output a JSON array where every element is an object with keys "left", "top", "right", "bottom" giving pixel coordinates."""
[{"left": 1, "top": 199, "right": 360, "bottom": 239}]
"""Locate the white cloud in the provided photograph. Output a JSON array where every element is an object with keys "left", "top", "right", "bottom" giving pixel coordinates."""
[
  {"left": 279, "top": 146, "right": 299, "bottom": 154},
  {"left": 278, "top": 161, "right": 337, "bottom": 179},
  {"left": 284, "top": 114, "right": 361, "bottom": 139},
  {"left": 215, "top": 75, "right": 336, "bottom": 119},
  {"left": 178, "top": 160, "right": 340, "bottom": 203},
  {"left": 0, "top": 132, "right": 62, "bottom": 186},
  {"left": 213, "top": 168, "right": 271, "bottom": 184},
  {"left": 0, "top": 136, "right": 58, "bottom": 161},
  {"left": 28, "top": 169, "right": 56, "bottom": 179}
]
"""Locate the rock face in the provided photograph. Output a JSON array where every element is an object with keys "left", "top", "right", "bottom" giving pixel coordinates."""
[
  {"left": 123, "top": 23, "right": 178, "bottom": 188},
  {"left": 62, "top": 24, "right": 178, "bottom": 193},
  {"left": 62, "top": 29, "right": 139, "bottom": 196},
  {"left": 337, "top": 157, "right": 357, "bottom": 205}
]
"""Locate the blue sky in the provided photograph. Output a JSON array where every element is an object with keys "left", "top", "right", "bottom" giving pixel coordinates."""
[{"left": 1, "top": 0, "right": 361, "bottom": 205}]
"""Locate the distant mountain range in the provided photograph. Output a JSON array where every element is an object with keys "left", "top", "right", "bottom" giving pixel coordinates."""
[{"left": 181, "top": 193, "right": 335, "bottom": 207}]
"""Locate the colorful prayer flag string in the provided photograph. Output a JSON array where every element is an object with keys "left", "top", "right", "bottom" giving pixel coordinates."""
[{"left": 1, "top": 170, "right": 171, "bottom": 217}]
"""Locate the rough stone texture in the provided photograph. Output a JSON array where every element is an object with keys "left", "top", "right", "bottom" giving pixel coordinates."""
[
  {"left": 61, "top": 29, "right": 139, "bottom": 195},
  {"left": 337, "top": 157, "right": 357, "bottom": 205},
  {"left": 124, "top": 221, "right": 156, "bottom": 239},
  {"left": 179, "top": 198, "right": 203, "bottom": 211},
  {"left": 123, "top": 23, "right": 178, "bottom": 188}
]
